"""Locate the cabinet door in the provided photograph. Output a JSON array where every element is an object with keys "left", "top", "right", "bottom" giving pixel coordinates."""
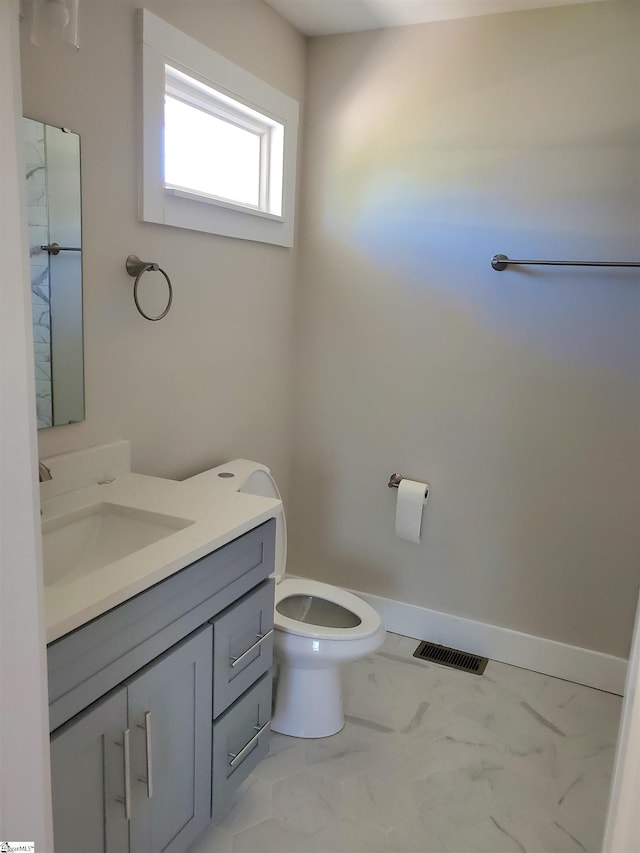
[
  {"left": 51, "top": 687, "right": 130, "bottom": 853},
  {"left": 128, "top": 625, "right": 213, "bottom": 853}
]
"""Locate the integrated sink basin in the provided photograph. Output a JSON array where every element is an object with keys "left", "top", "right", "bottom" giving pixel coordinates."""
[{"left": 42, "top": 502, "right": 195, "bottom": 586}]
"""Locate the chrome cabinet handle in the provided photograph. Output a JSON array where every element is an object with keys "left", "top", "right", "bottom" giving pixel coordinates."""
[
  {"left": 115, "top": 728, "right": 131, "bottom": 820},
  {"left": 230, "top": 629, "right": 273, "bottom": 670},
  {"left": 228, "top": 720, "right": 270, "bottom": 768},
  {"left": 137, "top": 711, "right": 153, "bottom": 798}
]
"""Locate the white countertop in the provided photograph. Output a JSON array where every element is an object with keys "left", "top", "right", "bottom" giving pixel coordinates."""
[{"left": 42, "top": 471, "right": 281, "bottom": 644}]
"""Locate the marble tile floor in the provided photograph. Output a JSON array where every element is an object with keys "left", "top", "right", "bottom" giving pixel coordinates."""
[{"left": 190, "top": 632, "right": 622, "bottom": 853}]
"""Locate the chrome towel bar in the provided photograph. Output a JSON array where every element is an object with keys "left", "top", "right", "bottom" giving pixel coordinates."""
[
  {"left": 40, "top": 242, "right": 81, "bottom": 255},
  {"left": 491, "top": 254, "right": 640, "bottom": 271}
]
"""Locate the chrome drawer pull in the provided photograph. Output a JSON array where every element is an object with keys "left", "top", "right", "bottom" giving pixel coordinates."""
[
  {"left": 228, "top": 720, "right": 271, "bottom": 768},
  {"left": 230, "top": 629, "right": 273, "bottom": 670},
  {"left": 115, "top": 728, "right": 132, "bottom": 820},
  {"left": 136, "top": 711, "right": 153, "bottom": 799}
]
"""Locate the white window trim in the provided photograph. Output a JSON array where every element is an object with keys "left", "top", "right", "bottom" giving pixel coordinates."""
[{"left": 139, "top": 9, "right": 299, "bottom": 247}]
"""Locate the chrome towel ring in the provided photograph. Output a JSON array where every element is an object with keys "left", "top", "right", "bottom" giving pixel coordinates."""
[{"left": 125, "top": 255, "right": 173, "bottom": 321}]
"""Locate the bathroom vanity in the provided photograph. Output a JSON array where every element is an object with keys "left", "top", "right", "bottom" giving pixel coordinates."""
[{"left": 41, "top": 443, "right": 280, "bottom": 853}]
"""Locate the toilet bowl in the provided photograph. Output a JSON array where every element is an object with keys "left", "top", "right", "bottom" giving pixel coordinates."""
[{"left": 196, "top": 459, "right": 385, "bottom": 738}]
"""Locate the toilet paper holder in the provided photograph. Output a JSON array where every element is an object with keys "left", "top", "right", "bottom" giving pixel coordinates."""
[{"left": 388, "top": 473, "right": 429, "bottom": 499}]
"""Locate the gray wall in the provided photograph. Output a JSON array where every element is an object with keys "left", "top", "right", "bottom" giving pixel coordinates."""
[
  {"left": 291, "top": 1, "right": 640, "bottom": 657},
  {"left": 21, "top": 0, "right": 306, "bottom": 499}
]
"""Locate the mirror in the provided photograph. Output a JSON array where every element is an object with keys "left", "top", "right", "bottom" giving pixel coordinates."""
[{"left": 23, "top": 117, "right": 84, "bottom": 429}]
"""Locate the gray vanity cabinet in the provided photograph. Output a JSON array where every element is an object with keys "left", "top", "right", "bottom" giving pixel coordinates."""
[
  {"left": 51, "top": 626, "right": 213, "bottom": 853},
  {"left": 48, "top": 519, "right": 276, "bottom": 852}
]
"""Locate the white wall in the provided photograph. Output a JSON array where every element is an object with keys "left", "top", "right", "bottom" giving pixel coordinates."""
[
  {"left": 292, "top": 0, "right": 640, "bottom": 658},
  {"left": 0, "top": 0, "right": 52, "bottom": 843},
  {"left": 20, "top": 0, "right": 306, "bottom": 500}
]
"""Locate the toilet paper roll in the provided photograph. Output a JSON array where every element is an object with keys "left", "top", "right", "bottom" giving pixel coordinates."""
[{"left": 395, "top": 478, "right": 429, "bottom": 543}]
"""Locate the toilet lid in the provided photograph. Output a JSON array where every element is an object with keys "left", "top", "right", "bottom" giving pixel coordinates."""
[{"left": 239, "top": 468, "right": 287, "bottom": 583}]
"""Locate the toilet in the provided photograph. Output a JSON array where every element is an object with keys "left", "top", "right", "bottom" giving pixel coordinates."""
[
  {"left": 271, "top": 578, "right": 386, "bottom": 737},
  {"left": 200, "top": 459, "right": 386, "bottom": 738}
]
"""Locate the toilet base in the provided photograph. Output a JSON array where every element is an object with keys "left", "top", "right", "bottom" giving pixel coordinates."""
[{"left": 271, "top": 663, "right": 344, "bottom": 738}]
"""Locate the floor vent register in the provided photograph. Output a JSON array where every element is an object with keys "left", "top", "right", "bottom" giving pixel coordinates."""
[{"left": 413, "top": 640, "right": 488, "bottom": 675}]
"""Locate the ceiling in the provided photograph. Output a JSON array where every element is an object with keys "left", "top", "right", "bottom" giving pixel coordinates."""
[{"left": 263, "top": 0, "right": 612, "bottom": 36}]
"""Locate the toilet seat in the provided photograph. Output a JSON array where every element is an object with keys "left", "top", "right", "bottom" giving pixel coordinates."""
[{"left": 274, "top": 577, "right": 382, "bottom": 641}]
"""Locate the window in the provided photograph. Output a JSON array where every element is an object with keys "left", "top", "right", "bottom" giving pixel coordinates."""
[
  {"left": 140, "top": 10, "right": 298, "bottom": 246},
  {"left": 164, "top": 66, "right": 285, "bottom": 217}
]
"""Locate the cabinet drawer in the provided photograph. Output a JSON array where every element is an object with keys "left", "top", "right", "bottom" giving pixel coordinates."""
[
  {"left": 211, "top": 673, "right": 272, "bottom": 823},
  {"left": 212, "top": 579, "right": 274, "bottom": 719}
]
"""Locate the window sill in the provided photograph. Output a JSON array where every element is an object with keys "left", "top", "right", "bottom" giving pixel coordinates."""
[{"left": 165, "top": 186, "right": 284, "bottom": 223}]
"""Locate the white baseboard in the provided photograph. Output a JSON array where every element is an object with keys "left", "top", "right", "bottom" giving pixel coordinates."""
[{"left": 354, "top": 589, "right": 627, "bottom": 696}]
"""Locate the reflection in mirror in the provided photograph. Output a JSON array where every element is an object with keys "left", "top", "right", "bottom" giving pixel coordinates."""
[{"left": 23, "top": 117, "right": 84, "bottom": 429}]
